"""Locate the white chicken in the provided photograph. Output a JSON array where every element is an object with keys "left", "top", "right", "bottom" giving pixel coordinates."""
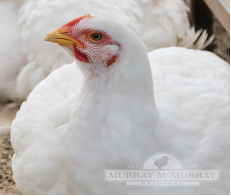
[
  {"left": 0, "top": 0, "right": 212, "bottom": 102},
  {"left": 0, "top": 1, "right": 26, "bottom": 101},
  {"left": 11, "top": 15, "right": 229, "bottom": 195}
]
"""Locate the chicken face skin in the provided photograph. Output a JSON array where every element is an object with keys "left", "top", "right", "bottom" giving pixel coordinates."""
[{"left": 44, "top": 15, "right": 120, "bottom": 67}]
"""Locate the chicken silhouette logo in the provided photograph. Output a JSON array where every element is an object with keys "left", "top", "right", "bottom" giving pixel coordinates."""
[
  {"left": 154, "top": 156, "right": 169, "bottom": 169},
  {"left": 142, "top": 153, "right": 183, "bottom": 170}
]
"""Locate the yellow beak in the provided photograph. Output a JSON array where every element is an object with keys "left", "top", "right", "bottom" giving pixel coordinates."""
[{"left": 44, "top": 27, "right": 83, "bottom": 49}]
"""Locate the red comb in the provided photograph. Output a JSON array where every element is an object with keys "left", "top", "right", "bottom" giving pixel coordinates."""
[{"left": 63, "top": 14, "right": 93, "bottom": 27}]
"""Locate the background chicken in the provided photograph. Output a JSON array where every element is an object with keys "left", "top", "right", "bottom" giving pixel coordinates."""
[
  {"left": 0, "top": 1, "right": 25, "bottom": 101},
  {"left": 0, "top": 0, "right": 211, "bottom": 102}
]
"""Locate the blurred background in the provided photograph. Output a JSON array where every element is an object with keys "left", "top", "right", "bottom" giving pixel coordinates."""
[{"left": 0, "top": 0, "right": 230, "bottom": 194}]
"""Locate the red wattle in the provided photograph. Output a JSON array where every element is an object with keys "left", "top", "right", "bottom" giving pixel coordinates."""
[{"left": 72, "top": 45, "right": 90, "bottom": 63}]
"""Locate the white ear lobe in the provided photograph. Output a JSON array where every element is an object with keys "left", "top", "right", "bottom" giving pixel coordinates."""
[{"left": 102, "top": 45, "right": 120, "bottom": 60}]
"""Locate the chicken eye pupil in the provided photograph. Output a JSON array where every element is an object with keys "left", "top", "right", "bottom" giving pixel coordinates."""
[{"left": 91, "top": 33, "right": 102, "bottom": 41}]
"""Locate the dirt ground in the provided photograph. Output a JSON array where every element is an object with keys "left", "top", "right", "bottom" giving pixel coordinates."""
[
  {"left": 0, "top": 103, "right": 20, "bottom": 195},
  {"left": 0, "top": 17, "right": 230, "bottom": 195},
  {"left": 210, "top": 17, "right": 230, "bottom": 63}
]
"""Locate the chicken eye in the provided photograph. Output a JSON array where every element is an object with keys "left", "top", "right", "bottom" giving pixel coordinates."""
[{"left": 90, "top": 33, "right": 102, "bottom": 41}]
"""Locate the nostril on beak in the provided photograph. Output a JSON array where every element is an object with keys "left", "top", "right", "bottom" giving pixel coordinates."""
[{"left": 60, "top": 28, "right": 70, "bottom": 34}]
